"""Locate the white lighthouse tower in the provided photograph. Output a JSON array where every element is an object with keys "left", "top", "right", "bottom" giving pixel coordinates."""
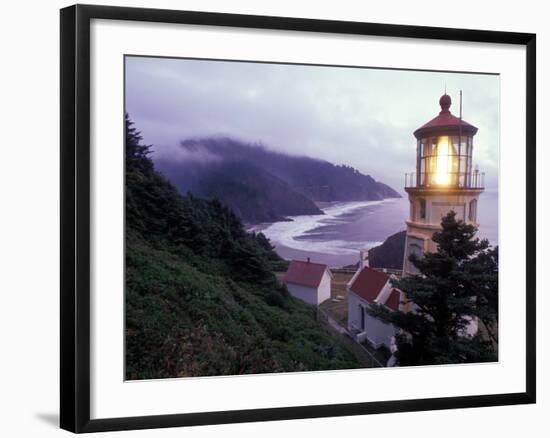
[{"left": 403, "top": 93, "right": 484, "bottom": 276}]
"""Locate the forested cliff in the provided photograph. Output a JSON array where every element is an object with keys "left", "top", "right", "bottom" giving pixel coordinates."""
[{"left": 157, "top": 137, "right": 400, "bottom": 223}]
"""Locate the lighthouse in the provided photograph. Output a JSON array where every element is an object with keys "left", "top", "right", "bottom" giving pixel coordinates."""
[{"left": 403, "top": 93, "right": 484, "bottom": 276}]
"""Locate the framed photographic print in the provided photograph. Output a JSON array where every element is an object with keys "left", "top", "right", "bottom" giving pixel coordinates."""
[{"left": 60, "top": 4, "right": 536, "bottom": 433}]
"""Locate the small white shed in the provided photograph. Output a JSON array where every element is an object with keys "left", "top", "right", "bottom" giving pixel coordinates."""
[
  {"left": 347, "top": 265, "right": 403, "bottom": 349},
  {"left": 283, "top": 259, "right": 332, "bottom": 306}
]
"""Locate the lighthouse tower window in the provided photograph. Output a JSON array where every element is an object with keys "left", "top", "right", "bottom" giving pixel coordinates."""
[
  {"left": 418, "top": 198, "right": 426, "bottom": 220},
  {"left": 469, "top": 199, "right": 478, "bottom": 222}
]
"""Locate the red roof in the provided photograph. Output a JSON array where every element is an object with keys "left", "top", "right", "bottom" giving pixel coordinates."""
[
  {"left": 385, "top": 288, "right": 402, "bottom": 311},
  {"left": 283, "top": 260, "right": 328, "bottom": 288},
  {"left": 413, "top": 94, "right": 477, "bottom": 138},
  {"left": 349, "top": 266, "right": 389, "bottom": 303},
  {"left": 417, "top": 111, "right": 474, "bottom": 131}
]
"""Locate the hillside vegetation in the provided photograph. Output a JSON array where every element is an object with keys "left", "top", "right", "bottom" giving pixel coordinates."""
[
  {"left": 125, "top": 115, "right": 359, "bottom": 379},
  {"left": 189, "top": 161, "right": 323, "bottom": 222}
]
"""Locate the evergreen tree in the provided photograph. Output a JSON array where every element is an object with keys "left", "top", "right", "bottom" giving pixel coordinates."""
[
  {"left": 367, "top": 211, "right": 498, "bottom": 366},
  {"left": 126, "top": 113, "right": 153, "bottom": 172}
]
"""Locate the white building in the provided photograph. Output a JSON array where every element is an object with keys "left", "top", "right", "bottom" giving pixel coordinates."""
[
  {"left": 403, "top": 92, "right": 484, "bottom": 276},
  {"left": 347, "top": 263, "right": 403, "bottom": 350},
  {"left": 402, "top": 92, "right": 481, "bottom": 335},
  {"left": 283, "top": 259, "right": 332, "bottom": 306}
]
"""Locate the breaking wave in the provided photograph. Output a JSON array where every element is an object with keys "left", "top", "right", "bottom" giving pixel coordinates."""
[{"left": 260, "top": 200, "right": 390, "bottom": 256}]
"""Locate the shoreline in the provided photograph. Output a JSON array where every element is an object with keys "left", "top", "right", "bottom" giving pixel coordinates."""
[
  {"left": 248, "top": 198, "right": 400, "bottom": 267},
  {"left": 248, "top": 193, "right": 498, "bottom": 268}
]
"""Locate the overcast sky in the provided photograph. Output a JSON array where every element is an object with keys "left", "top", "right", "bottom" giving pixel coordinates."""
[{"left": 125, "top": 56, "right": 499, "bottom": 191}]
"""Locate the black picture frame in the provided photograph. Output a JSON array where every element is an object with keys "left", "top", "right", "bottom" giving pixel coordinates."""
[{"left": 60, "top": 4, "right": 536, "bottom": 433}]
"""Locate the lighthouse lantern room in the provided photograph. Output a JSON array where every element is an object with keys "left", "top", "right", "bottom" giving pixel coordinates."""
[{"left": 403, "top": 93, "right": 484, "bottom": 276}]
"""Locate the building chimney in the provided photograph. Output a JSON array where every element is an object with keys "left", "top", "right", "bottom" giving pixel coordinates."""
[{"left": 359, "top": 251, "right": 369, "bottom": 269}]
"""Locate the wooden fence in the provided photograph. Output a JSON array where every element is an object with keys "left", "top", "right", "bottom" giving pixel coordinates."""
[{"left": 330, "top": 267, "right": 402, "bottom": 276}]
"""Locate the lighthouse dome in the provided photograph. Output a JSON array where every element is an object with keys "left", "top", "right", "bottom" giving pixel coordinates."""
[{"left": 413, "top": 93, "right": 478, "bottom": 139}]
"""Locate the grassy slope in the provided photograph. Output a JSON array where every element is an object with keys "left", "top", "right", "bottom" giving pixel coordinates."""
[{"left": 126, "top": 232, "right": 360, "bottom": 379}]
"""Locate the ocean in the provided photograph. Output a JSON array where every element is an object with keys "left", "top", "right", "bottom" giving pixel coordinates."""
[{"left": 255, "top": 190, "right": 499, "bottom": 268}]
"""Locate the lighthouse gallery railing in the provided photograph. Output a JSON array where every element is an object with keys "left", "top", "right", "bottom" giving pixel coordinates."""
[{"left": 404, "top": 170, "right": 485, "bottom": 189}]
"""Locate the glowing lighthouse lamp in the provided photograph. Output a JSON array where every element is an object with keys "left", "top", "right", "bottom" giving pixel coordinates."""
[
  {"left": 403, "top": 92, "right": 484, "bottom": 276},
  {"left": 433, "top": 135, "right": 454, "bottom": 186}
]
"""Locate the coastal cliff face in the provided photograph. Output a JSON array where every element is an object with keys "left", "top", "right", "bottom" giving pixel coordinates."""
[
  {"left": 368, "top": 230, "right": 406, "bottom": 270},
  {"left": 157, "top": 137, "right": 400, "bottom": 223}
]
